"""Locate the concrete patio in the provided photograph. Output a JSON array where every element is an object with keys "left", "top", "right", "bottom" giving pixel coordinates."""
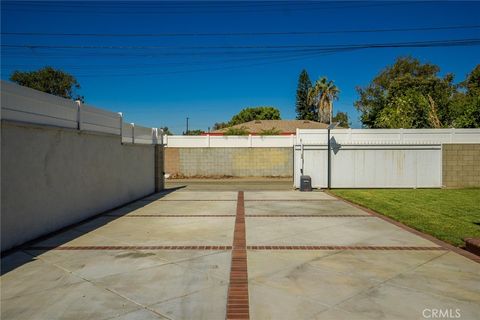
[{"left": 1, "top": 188, "right": 479, "bottom": 320}]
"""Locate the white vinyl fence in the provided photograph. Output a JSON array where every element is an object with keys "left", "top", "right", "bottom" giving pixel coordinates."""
[
  {"left": 294, "top": 129, "right": 480, "bottom": 188},
  {"left": 164, "top": 134, "right": 295, "bottom": 147},
  {"left": 1, "top": 81, "right": 161, "bottom": 144}
]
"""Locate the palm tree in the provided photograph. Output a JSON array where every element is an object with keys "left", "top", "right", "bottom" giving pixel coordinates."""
[{"left": 308, "top": 77, "right": 340, "bottom": 124}]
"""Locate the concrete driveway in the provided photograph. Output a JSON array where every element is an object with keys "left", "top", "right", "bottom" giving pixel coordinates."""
[{"left": 1, "top": 189, "right": 479, "bottom": 320}]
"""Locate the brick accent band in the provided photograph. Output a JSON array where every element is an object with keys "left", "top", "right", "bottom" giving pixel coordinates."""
[
  {"left": 247, "top": 246, "right": 445, "bottom": 250},
  {"left": 244, "top": 199, "right": 337, "bottom": 201},
  {"left": 26, "top": 245, "right": 444, "bottom": 251},
  {"left": 138, "top": 199, "right": 237, "bottom": 202},
  {"left": 105, "top": 214, "right": 236, "bottom": 217},
  {"left": 27, "top": 245, "right": 232, "bottom": 250},
  {"left": 245, "top": 214, "right": 371, "bottom": 217},
  {"left": 105, "top": 214, "right": 370, "bottom": 218},
  {"left": 226, "top": 191, "right": 250, "bottom": 320}
]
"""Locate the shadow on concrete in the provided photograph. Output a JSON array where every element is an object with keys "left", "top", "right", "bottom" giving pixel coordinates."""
[
  {"left": 166, "top": 178, "right": 294, "bottom": 191},
  {"left": 0, "top": 186, "right": 185, "bottom": 275}
]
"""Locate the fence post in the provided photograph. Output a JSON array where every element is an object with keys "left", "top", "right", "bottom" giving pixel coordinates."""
[
  {"left": 155, "top": 130, "right": 165, "bottom": 192},
  {"left": 118, "top": 112, "right": 123, "bottom": 143},
  {"left": 131, "top": 123, "right": 135, "bottom": 144},
  {"left": 207, "top": 134, "right": 211, "bottom": 147},
  {"left": 248, "top": 134, "right": 252, "bottom": 147},
  {"left": 348, "top": 128, "right": 352, "bottom": 144},
  {"left": 400, "top": 128, "right": 404, "bottom": 143},
  {"left": 152, "top": 128, "right": 157, "bottom": 144},
  {"left": 160, "top": 129, "right": 165, "bottom": 145},
  {"left": 75, "top": 100, "right": 82, "bottom": 130},
  {"left": 290, "top": 134, "right": 294, "bottom": 146},
  {"left": 450, "top": 127, "right": 455, "bottom": 142}
]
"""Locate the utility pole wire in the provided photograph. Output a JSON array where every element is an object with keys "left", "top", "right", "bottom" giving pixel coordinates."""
[
  {"left": 3, "top": 25, "right": 480, "bottom": 37},
  {"left": 2, "top": 38, "right": 480, "bottom": 50}
]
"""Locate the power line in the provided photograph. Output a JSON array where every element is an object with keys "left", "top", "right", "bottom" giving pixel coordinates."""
[
  {"left": 2, "top": 38, "right": 479, "bottom": 78},
  {"left": 2, "top": 38, "right": 479, "bottom": 51},
  {"left": 2, "top": 1, "right": 420, "bottom": 15},
  {"left": 3, "top": 24, "right": 480, "bottom": 37}
]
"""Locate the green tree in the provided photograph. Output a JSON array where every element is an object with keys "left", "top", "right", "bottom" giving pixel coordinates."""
[
  {"left": 355, "top": 56, "right": 456, "bottom": 128},
  {"left": 295, "top": 69, "right": 316, "bottom": 120},
  {"left": 10, "top": 66, "right": 84, "bottom": 101},
  {"left": 213, "top": 122, "right": 229, "bottom": 130},
  {"left": 184, "top": 129, "right": 204, "bottom": 135},
  {"left": 229, "top": 106, "right": 281, "bottom": 125},
  {"left": 461, "top": 64, "right": 480, "bottom": 96},
  {"left": 159, "top": 127, "right": 172, "bottom": 135},
  {"left": 308, "top": 77, "right": 340, "bottom": 123},
  {"left": 450, "top": 64, "right": 480, "bottom": 128},
  {"left": 450, "top": 94, "right": 480, "bottom": 128},
  {"left": 332, "top": 111, "right": 350, "bottom": 128},
  {"left": 259, "top": 127, "right": 282, "bottom": 135}
]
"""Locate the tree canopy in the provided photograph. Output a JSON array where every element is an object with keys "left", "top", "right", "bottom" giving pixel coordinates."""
[
  {"left": 295, "top": 70, "right": 316, "bottom": 120},
  {"left": 159, "top": 127, "right": 172, "bottom": 135},
  {"left": 10, "top": 66, "right": 84, "bottom": 102},
  {"left": 229, "top": 106, "right": 281, "bottom": 125},
  {"left": 214, "top": 106, "right": 281, "bottom": 130},
  {"left": 332, "top": 111, "right": 350, "bottom": 128},
  {"left": 308, "top": 77, "right": 339, "bottom": 124},
  {"left": 223, "top": 126, "right": 250, "bottom": 135},
  {"left": 259, "top": 127, "right": 282, "bottom": 135},
  {"left": 295, "top": 70, "right": 341, "bottom": 124},
  {"left": 355, "top": 57, "right": 479, "bottom": 128},
  {"left": 184, "top": 129, "right": 204, "bottom": 135}
]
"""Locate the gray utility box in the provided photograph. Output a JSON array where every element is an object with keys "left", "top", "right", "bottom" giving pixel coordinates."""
[{"left": 300, "top": 175, "right": 312, "bottom": 192}]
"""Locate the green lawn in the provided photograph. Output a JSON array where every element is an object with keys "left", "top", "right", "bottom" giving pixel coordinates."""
[{"left": 330, "top": 189, "right": 480, "bottom": 247}]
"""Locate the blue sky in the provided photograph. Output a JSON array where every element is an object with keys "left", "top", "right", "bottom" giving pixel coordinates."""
[{"left": 2, "top": 1, "right": 480, "bottom": 133}]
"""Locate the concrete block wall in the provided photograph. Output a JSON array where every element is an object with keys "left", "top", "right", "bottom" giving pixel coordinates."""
[
  {"left": 442, "top": 144, "right": 480, "bottom": 188},
  {"left": 165, "top": 147, "right": 293, "bottom": 177},
  {"left": 1, "top": 120, "right": 156, "bottom": 251}
]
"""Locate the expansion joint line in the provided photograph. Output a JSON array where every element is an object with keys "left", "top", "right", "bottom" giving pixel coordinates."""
[{"left": 226, "top": 191, "right": 250, "bottom": 320}]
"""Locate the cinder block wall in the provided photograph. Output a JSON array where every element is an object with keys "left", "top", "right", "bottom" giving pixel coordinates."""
[
  {"left": 442, "top": 144, "right": 480, "bottom": 187},
  {"left": 165, "top": 147, "right": 293, "bottom": 177},
  {"left": 1, "top": 121, "right": 156, "bottom": 251}
]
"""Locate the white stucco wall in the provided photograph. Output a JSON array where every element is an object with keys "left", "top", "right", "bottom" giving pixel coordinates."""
[{"left": 1, "top": 121, "right": 155, "bottom": 251}]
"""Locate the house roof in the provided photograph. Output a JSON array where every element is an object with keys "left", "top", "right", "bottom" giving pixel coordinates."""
[{"left": 211, "top": 119, "right": 329, "bottom": 134}]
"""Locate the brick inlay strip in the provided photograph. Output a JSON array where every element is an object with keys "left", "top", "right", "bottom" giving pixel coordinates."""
[
  {"left": 105, "top": 214, "right": 235, "bottom": 217},
  {"left": 245, "top": 199, "right": 338, "bottom": 201},
  {"left": 138, "top": 199, "right": 236, "bottom": 202},
  {"left": 27, "top": 245, "right": 232, "bottom": 250},
  {"left": 26, "top": 245, "right": 445, "bottom": 251},
  {"left": 247, "top": 246, "right": 445, "bottom": 251},
  {"left": 226, "top": 191, "right": 250, "bottom": 320},
  {"left": 245, "top": 214, "right": 371, "bottom": 217}
]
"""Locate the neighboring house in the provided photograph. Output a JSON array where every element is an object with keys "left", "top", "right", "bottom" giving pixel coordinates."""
[{"left": 208, "top": 119, "right": 330, "bottom": 135}]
